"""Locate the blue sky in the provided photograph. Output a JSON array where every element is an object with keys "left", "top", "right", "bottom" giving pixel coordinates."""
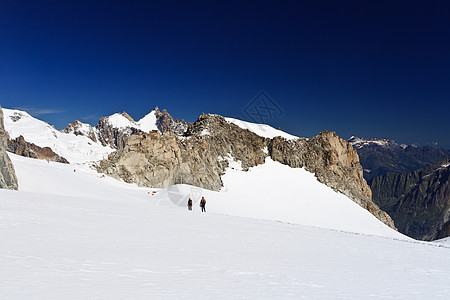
[{"left": 1, "top": 1, "right": 449, "bottom": 147}]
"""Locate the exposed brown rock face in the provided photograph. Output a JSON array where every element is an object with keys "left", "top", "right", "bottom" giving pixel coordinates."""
[
  {"left": 7, "top": 135, "right": 69, "bottom": 164},
  {"left": 0, "top": 106, "right": 18, "bottom": 190},
  {"left": 98, "top": 114, "right": 268, "bottom": 190},
  {"left": 97, "top": 114, "right": 395, "bottom": 229},
  {"left": 184, "top": 114, "right": 268, "bottom": 170},
  {"left": 99, "top": 130, "right": 225, "bottom": 190}
]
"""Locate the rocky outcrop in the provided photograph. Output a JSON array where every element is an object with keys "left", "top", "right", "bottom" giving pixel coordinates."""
[
  {"left": 99, "top": 130, "right": 226, "bottom": 190},
  {"left": 0, "top": 106, "right": 18, "bottom": 190},
  {"left": 371, "top": 158, "right": 450, "bottom": 240},
  {"left": 270, "top": 131, "right": 395, "bottom": 229},
  {"left": 98, "top": 114, "right": 395, "bottom": 229},
  {"left": 63, "top": 120, "right": 99, "bottom": 143},
  {"left": 98, "top": 114, "right": 267, "bottom": 190},
  {"left": 7, "top": 135, "right": 69, "bottom": 164}
]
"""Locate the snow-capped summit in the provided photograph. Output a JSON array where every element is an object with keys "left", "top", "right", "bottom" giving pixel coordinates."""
[
  {"left": 3, "top": 108, "right": 114, "bottom": 164},
  {"left": 102, "top": 112, "right": 138, "bottom": 129},
  {"left": 2, "top": 106, "right": 190, "bottom": 163},
  {"left": 95, "top": 107, "right": 187, "bottom": 149},
  {"left": 100, "top": 108, "right": 182, "bottom": 134}
]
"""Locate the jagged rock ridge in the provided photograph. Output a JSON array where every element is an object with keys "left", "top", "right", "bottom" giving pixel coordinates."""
[
  {"left": 63, "top": 107, "right": 190, "bottom": 150},
  {"left": 154, "top": 106, "right": 190, "bottom": 135},
  {"left": 98, "top": 114, "right": 395, "bottom": 229},
  {"left": 0, "top": 106, "right": 18, "bottom": 190},
  {"left": 63, "top": 120, "right": 99, "bottom": 143},
  {"left": 7, "top": 135, "right": 69, "bottom": 164}
]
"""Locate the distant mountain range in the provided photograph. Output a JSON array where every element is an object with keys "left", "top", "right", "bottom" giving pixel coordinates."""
[
  {"left": 349, "top": 136, "right": 450, "bottom": 240},
  {"left": 348, "top": 136, "right": 450, "bottom": 183},
  {"left": 370, "top": 158, "right": 450, "bottom": 240}
]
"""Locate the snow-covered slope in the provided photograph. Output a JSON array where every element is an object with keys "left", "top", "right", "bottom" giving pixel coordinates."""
[
  {"left": 155, "top": 158, "right": 404, "bottom": 239},
  {"left": 3, "top": 109, "right": 114, "bottom": 164},
  {"left": 2, "top": 154, "right": 450, "bottom": 299},
  {"left": 136, "top": 110, "right": 159, "bottom": 132},
  {"left": 434, "top": 237, "right": 450, "bottom": 245},
  {"left": 225, "top": 117, "right": 298, "bottom": 140},
  {"left": 10, "top": 153, "right": 403, "bottom": 239}
]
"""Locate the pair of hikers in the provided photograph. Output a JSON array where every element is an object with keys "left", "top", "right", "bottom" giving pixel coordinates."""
[{"left": 187, "top": 196, "right": 206, "bottom": 212}]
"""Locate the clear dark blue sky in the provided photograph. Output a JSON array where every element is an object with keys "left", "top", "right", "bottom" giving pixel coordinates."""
[{"left": 1, "top": 0, "right": 449, "bottom": 147}]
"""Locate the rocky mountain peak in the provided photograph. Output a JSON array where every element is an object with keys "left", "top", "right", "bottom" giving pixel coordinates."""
[
  {"left": 63, "top": 120, "right": 86, "bottom": 132},
  {"left": 95, "top": 114, "right": 141, "bottom": 150},
  {"left": 154, "top": 107, "right": 190, "bottom": 135},
  {"left": 63, "top": 120, "right": 99, "bottom": 143}
]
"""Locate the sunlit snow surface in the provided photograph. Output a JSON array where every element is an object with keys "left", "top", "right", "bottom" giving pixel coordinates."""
[
  {"left": 434, "top": 237, "right": 450, "bottom": 245},
  {"left": 136, "top": 110, "right": 158, "bottom": 132},
  {"left": 2, "top": 154, "right": 450, "bottom": 299},
  {"left": 225, "top": 117, "right": 298, "bottom": 140}
]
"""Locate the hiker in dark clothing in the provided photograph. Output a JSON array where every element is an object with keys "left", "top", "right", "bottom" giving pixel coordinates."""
[
  {"left": 200, "top": 196, "right": 206, "bottom": 212},
  {"left": 187, "top": 198, "right": 193, "bottom": 211}
]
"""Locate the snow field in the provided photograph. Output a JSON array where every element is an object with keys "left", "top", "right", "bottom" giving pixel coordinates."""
[
  {"left": 1, "top": 187, "right": 450, "bottom": 299},
  {"left": 2, "top": 109, "right": 450, "bottom": 298},
  {"left": 10, "top": 153, "right": 404, "bottom": 239}
]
